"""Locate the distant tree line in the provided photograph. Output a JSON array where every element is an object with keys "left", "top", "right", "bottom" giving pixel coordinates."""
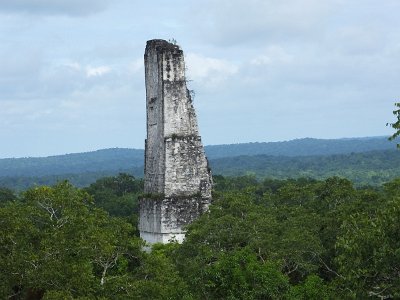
[
  {"left": 2, "top": 149, "right": 400, "bottom": 191},
  {"left": 210, "top": 149, "right": 400, "bottom": 186}
]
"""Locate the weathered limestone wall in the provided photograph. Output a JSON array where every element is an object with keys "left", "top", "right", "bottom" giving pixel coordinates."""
[
  {"left": 164, "top": 136, "right": 212, "bottom": 198},
  {"left": 139, "top": 39, "right": 212, "bottom": 244},
  {"left": 143, "top": 41, "right": 166, "bottom": 194}
]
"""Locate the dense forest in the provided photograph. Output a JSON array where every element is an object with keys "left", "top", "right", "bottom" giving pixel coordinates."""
[
  {"left": 1, "top": 136, "right": 399, "bottom": 298},
  {"left": 1, "top": 173, "right": 399, "bottom": 299},
  {"left": 0, "top": 137, "right": 394, "bottom": 178},
  {"left": 0, "top": 137, "right": 399, "bottom": 191},
  {"left": 205, "top": 136, "right": 394, "bottom": 158},
  {"left": 3, "top": 150, "right": 400, "bottom": 190},
  {"left": 210, "top": 149, "right": 400, "bottom": 186}
]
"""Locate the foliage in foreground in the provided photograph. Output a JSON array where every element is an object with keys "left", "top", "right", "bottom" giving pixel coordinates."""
[
  {"left": 0, "top": 181, "right": 189, "bottom": 299},
  {"left": 1, "top": 174, "right": 399, "bottom": 299}
]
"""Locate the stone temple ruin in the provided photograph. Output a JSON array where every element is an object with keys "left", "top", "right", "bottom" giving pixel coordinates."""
[{"left": 139, "top": 39, "right": 213, "bottom": 244}]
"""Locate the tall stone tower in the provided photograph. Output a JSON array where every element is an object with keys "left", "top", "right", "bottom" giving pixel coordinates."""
[{"left": 139, "top": 39, "right": 212, "bottom": 244}]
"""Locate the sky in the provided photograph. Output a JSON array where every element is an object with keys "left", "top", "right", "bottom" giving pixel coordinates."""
[{"left": 0, "top": 0, "right": 399, "bottom": 158}]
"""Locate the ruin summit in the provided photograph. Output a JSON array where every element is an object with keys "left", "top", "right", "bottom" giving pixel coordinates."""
[{"left": 138, "top": 39, "right": 213, "bottom": 244}]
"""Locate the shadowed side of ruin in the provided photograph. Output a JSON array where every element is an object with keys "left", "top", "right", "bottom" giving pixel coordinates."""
[{"left": 139, "top": 39, "right": 212, "bottom": 244}]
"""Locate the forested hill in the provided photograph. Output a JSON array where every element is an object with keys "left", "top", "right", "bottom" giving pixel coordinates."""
[
  {"left": 0, "top": 136, "right": 398, "bottom": 190},
  {"left": 205, "top": 136, "right": 394, "bottom": 158},
  {"left": 0, "top": 148, "right": 144, "bottom": 177},
  {"left": 0, "top": 136, "right": 394, "bottom": 177},
  {"left": 211, "top": 149, "right": 400, "bottom": 186}
]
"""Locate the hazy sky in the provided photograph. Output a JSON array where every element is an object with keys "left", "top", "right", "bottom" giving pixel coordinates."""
[{"left": 0, "top": 0, "right": 398, "bottom": 158}]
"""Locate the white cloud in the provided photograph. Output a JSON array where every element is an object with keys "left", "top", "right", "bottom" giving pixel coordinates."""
[
  {"left": 63, "top": 62, "right": 112, "bottom": 78},
  {"left": 0, "top": 1, "right": 399, "bottom": 157},
  {"left": 328, "top": 26, "right": 385, "bottom": 56},
  {"left": 186, "top": 0, "right": 341, "bottom": 46},
  {"left": 128, "top": 59, "right": 144, "bottom": 74},
  {"left": 251, "top": 46, "right": 293, "bottom": 66},
  {"left": 0, "top": 99, "right": 54, "bottom": 127},
  {"left": 85, "top": 65, "right": 111, "bottom": 78},
  {"left": 64, "top": 62, "right": 82, "bottom": 71},
  {"left": 185, "top": 53, "right": 238, "bottom": 88}
]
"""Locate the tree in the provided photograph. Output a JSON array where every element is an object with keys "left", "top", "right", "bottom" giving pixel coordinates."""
[
  {"left": 0, "top": 187, "right": 17, "bottom": 206},
  {"left": 84, "top": 173, "right": 143, "bottom": 218},
  {"left": 0, "top": 182, "right": 144, "bottom": 299},
  {"left": 287, "top": 275, "right": 330, "bottom": 300},
  {"left": 129, "top": 244, "right": 193, "bottom": 300},
  {"left": 173, "top": 190, "right": 326, "bottom": 298},
  {"left": 0, "top": 181, "right": 198, "bottom": 299},
  {"left": 387, "top": 102, "right": 400, "bottom": 147},
  {"left": 200, "top": 247, "right": 289, "bottom": 299},
  {"left": 335, "top": 179, "right": 400, "bottom": 298}
]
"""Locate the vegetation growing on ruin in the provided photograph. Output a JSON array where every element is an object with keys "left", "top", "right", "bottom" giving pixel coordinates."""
[
  {"left": 168, "top": 133, "right": 198, "bottom": 141},
  {"left": 166, "top": 191, "right": 203, "bottom": 200},
  {"left": 1, "top": 173, "right": 400, "bottom": 299}
]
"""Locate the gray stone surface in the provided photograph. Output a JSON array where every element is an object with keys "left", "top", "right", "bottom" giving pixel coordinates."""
[{"left": 139, "top": 39, "right": 212, "bottom": 244}]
